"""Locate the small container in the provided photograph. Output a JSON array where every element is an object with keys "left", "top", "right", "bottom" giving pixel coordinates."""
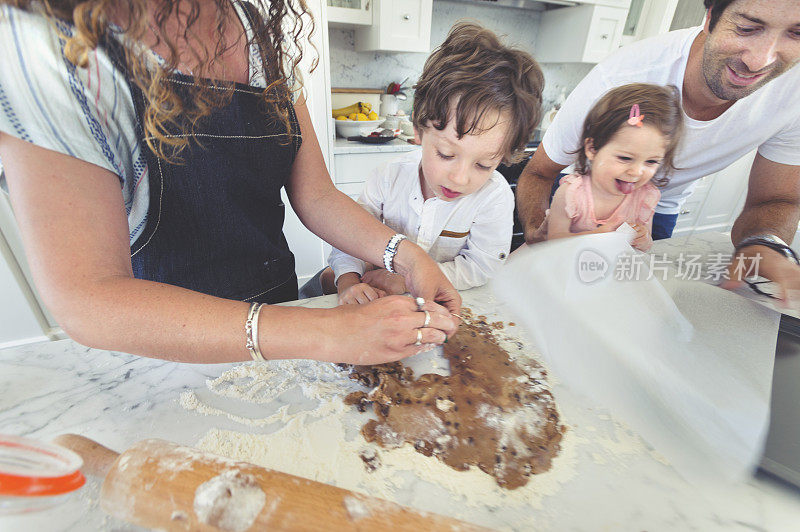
[
  {"left": 399, "top": 118, "right": 414, "bottom": 136},
  {"left": 380, "top": 93, "right": 399, "bottom": 116},
  {"left": 0, "top": 434, "right": 86, "bottom": 516},
  {"left": 334, "top": 117, "right": 386, "bottom": 138},
  {"left": 382, "top": 114, "right": 400, "bottom": 130}
]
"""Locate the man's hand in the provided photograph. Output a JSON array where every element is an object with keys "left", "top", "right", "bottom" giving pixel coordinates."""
[
  {"left": 516, "top": 146, "right": 567, "bottom": 244},
  {"left": 722, "top": 245, "right": 800, "bottom": 307}
]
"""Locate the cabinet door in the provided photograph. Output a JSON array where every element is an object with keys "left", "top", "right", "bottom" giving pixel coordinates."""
[
  {"left": 577, "top": 0, "right": 631, "bottom": 8},
  {"left": 0, "top": 245, "right": 48, "bottom": 349},
  {"left": 535, "top": 4, "right": 629, "bottom": 63},
  {"left": 327, "top": 0, "right": 372, "bottom": 27},
  {"left": 583, "top": 6, "right": 629, "bottom": 62},
  {"left": 695, "top": 151, "right": 755, "bottom": 232},
  {"left": 281, "top": 0, "right": 333, "bottom": 286},
  {"left": 354, "top": 0, "right": 432, "bottom": 53},
  {"left": 333, "top": 151, "right": 417, "bottom": 185},
  {"left": 0, "top": 207, "right": 50, "bottom": 348}
]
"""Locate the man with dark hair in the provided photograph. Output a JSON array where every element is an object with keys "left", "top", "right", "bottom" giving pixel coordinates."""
[
  {"left": 704, "top": 0, "right": 737, "bottom": 32},
  {"left": 517, "top": 0, "right": 800, "bottom": 301}
]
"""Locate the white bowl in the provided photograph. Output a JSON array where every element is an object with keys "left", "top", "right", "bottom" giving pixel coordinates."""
[{"left": 334, "top": 118, "right": 386, "bottom": 138}]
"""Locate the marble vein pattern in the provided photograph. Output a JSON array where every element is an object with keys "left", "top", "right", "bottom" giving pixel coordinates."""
[{"left": 2, "top": 256, "right": 799, "bottom": 530}]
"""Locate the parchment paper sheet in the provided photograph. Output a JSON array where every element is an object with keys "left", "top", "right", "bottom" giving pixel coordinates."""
[{"left": 492, "top": 233, "right": 779, "bottom": 483}]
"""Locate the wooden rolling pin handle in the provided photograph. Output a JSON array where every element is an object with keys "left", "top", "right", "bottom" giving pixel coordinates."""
[{"left": 53, "top": 434, "right": 120, "bottom": 478}]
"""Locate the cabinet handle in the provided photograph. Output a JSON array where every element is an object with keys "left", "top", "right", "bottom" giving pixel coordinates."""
[
  {"left": 403, "top": 13, "right": 411, "bottom": 20},
  {"left": 680, "top": 209, "right": 691, "bottom": 215},
  {"left": 601, "top": 33, "right": 609, "bottom": 40}
]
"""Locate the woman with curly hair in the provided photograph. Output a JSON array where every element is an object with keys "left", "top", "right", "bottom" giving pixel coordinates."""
[{"left": 0, "top": 1, "right": 459, "bottom": 364}]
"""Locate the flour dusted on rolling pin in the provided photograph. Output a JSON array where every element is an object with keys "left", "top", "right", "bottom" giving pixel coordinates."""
[{"left": 193, "top": 469, "right": 269, "bottom": 532}]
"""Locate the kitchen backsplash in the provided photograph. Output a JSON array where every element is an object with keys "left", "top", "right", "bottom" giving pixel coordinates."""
[{"left": 328, "top": 0, "right": 594, "bottom": 115}]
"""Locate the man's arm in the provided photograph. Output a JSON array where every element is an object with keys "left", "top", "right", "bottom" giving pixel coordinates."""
[
  {"left": 731, "top": 153, "right": 800, "bottom": 245},
  {"left": 724, "top": 154, "right": 800, "bottom": 303},
  {"left": 516, "top": 144, "right": 568, "bottom": 243}
]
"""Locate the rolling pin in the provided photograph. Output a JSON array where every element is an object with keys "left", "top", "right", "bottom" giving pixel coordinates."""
[{"left": 54, "top": 434, "right": 488, "bottom": 532}]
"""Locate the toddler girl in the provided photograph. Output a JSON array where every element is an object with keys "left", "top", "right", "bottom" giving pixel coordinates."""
[{"left": 542, "top": 83, "right": 683, "bottom": 251}]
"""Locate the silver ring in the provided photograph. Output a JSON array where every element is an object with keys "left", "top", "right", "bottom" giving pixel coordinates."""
[
  {"left": 415, "top": 329, "right": 423, "bottom": 346},
  {"left": 415, "top": 296, "right": 425, "bottom": 310},
  {"left": 422, "top": 310, "right": 431, "bottom": 328}
]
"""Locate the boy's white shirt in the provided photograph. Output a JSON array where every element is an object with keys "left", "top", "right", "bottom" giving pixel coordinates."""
[
  {"left": 328, "top": 150, "right": 514, "bottom": 291},
  {"left": 542, "top": 26, "right": 800, "bottom": 215}
]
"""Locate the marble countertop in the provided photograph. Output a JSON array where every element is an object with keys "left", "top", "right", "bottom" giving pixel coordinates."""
[
  {"left": 333, "top": 137, "right": 420, "bottom": 154},
  {"left": 2, "top": 232, "right": 799, "bottom": 531}
]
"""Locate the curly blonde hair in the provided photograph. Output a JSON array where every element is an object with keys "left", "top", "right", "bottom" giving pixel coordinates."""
[{"left": 3, "top": 0, "right": 315, "bottom": 161}]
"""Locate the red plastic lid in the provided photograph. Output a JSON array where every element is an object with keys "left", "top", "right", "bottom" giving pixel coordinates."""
[{"left": 0, "top": 435, "right": 86, "bottom": 497}]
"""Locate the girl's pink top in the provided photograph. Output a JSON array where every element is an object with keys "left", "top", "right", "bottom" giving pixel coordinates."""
[{"left": 560, "top": 172, "right": 660, "bottom": 232}]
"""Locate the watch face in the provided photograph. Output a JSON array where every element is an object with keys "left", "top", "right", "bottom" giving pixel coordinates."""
[{"left": 746, "top": 277, "right": 780, "bottom": 299}]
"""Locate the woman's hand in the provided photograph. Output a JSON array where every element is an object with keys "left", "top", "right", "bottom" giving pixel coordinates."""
[
  {"left": 321, "top": 296, "right": 459, "bottom": 365},
  {"left": 393, "top": 242, "right": 462, "bottom": 314}
]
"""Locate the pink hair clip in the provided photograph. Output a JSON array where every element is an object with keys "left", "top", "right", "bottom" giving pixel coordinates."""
[{"left": 627, "top": 104, "right": 644, "bottom": 127}]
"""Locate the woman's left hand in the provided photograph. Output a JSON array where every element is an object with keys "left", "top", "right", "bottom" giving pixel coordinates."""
[{"left": 394, "top": 242, "right": 462, "bottom": 314}]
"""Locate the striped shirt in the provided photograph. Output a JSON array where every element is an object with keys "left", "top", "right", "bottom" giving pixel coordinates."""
[{"left": 0, "top": 3, "right": 292, "bottom": 245}]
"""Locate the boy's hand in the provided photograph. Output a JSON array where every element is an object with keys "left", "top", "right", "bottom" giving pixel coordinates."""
[
  {"left": 339, "top": 282, "right": 386, "bottom": 305},
  {"left": 630, "top": 223, "right": 653, "bottom": 251},
  {"left": 361, "top": 268, "right": 407, "bottom": 295}
]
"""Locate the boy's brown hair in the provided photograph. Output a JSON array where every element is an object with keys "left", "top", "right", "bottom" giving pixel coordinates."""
[
  {"left": 574, "top": 83, "right": 684, "bottom": 186},
  {"left": 412, "top": 21, "right": 544, "bottom": 165}
]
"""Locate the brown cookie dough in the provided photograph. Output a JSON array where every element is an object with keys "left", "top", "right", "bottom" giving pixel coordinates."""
[{"left": 344, "top": 309, "right": 564, "bottom": 489}]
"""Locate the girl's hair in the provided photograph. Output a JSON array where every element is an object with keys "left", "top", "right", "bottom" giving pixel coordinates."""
[
  {"left": 574, "top": 83, "right": 683, "bottom": 186},
  {"left": 3, "top": 0, "right": 315, "bottom": 162},
  {"left": 412, "top": 21, "right": 544, "bottom": 165}
]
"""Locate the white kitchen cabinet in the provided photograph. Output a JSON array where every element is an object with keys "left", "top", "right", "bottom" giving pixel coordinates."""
[
  {"left": 535, "top": 3, "right": 630, "bottom": 63},
  {"left": 0, "top": 247, "right": 46, "bottom": 349},
  {"left": 353, "top": 0, "right": 433, "bottom": 53},
  {"left": 333, "top": 150, "right": 412, "bottom": 184},
  {"left": 326, "top": 0, "right": 372, "bottom": 27},
  {"left": 0, "top": 188, "right": 61, "bottom": 348},
  {"left": 672, "top": 151, "right": 755, "bottom": 237},
  {"left": 577, "top": 0, "right": 632, "bottom": 7},
  {"left": 619, "top": 0, "right": 680, "bottom": 46},
  {"left": 281, "top": 0, "right": 334, "bottom": 285}
]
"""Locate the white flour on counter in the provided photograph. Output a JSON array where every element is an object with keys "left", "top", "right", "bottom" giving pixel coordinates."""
[{"left": 179, "top": 328, "right": 654, "bottom": 530}]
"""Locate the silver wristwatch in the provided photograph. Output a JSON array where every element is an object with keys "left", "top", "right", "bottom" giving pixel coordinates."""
[
  {"left": 735, "top": 234, "right": 800, "bottom": 265},
  {"left": 383, "top": 234, "right": 407, "bottom": 273}
]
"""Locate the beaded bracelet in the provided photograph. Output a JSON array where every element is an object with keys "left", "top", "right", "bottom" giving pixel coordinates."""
[
  {"left": 383, "top": 234, "right": 407, "bottom": 273},
  {"left": 245, "top": 302, "right": 265, "bottom": 361}
]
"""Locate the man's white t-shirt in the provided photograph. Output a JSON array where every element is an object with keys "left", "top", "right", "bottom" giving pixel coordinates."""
[{"left": 542, "top": 26, "right": 800, "bottom": 215}]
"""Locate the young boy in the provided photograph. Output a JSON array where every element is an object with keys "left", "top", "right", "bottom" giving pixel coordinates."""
[{"left": 301, "top": 21, "right": 544, "bottom": 304}]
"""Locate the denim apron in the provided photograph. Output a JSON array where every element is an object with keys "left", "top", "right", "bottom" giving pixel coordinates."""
[{"left": 105, "top": 28, "right": 301, "bottom": 304}]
